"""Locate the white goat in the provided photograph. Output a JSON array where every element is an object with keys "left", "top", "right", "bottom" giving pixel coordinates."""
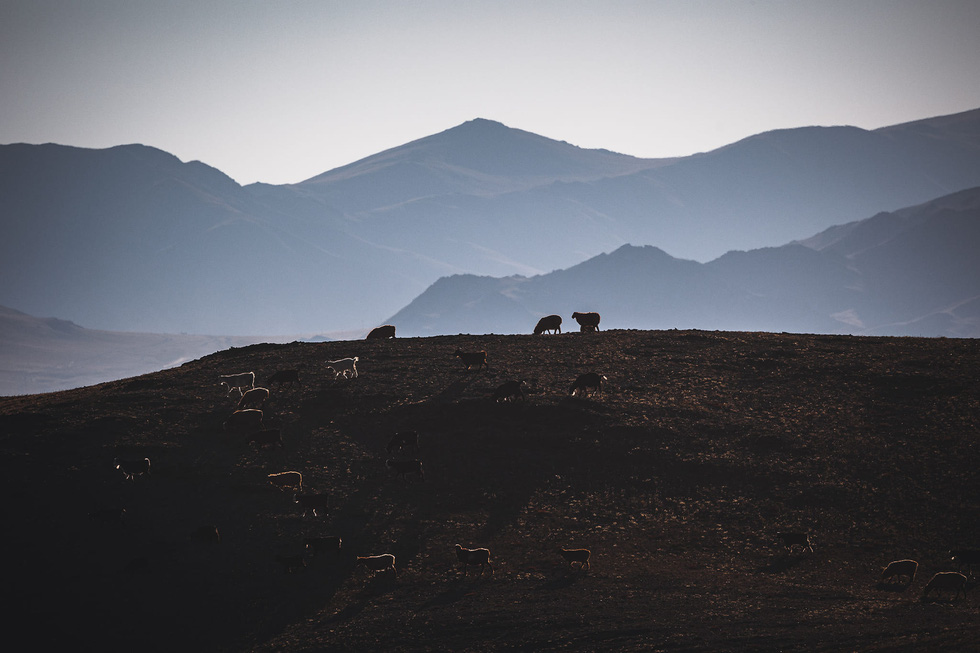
[{"left": 219, "top": 372, "right": 254, "bottom": 396}]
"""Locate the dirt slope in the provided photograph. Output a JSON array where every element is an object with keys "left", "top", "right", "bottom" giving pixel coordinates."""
[{"left": 2, "top": 330, "right": 978, "bottom": 651}]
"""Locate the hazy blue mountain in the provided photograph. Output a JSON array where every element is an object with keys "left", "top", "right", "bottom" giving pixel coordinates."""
[
  {"left": 0, "top": 304, "right": 300, "bottom": 396},
  {"left": 2, "top": 108, "right": 980, "bottom": 336},
  {"left": 386, "top": 187, "right": 980, "bottom": 338}
]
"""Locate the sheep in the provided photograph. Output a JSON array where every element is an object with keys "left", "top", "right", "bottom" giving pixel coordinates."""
[
  {"left": 367, "top": 324, "right": 396, "bottom": 340},
  {"left": 326, "top": 357, "right": 358, "bottom": 379},
  {"left": 247, "top": 428, "right": 283, "bottom": 449},
  {"left": 114, "top": 456, "right": 150, "bottom": 481},
  {"left": 493, "top": 380, "right": 528, "bottom": 403},
  {"left": 386, "top": 458, "right": 425, "bottom": 481},
  {"left": 267, "top": 471, "right": 303, "bottom": 492},
  {"left": 237, "top": 387, "right": 270, "bottom": 410},
  {"left": 571, "top": 311, "right": 601, "bottom": 331},
  {"left": 356, "top": 553, "right": 396, "bottom": 575},
  {"left": 922, "top": 571, "right": 969, "bottom": 600},
  {"left": 950, "top": 549, "right": 980, "bottom": 577},
  {"left": 386, "top": 431, "right": 420, "bottom": 454},
  {"left": 776, "top": 531, "right": 813, "bottom": 553},
  {"left": 294, "top": 492, "right": 330, "bottom": 517},
  {"left": 219, "top": 371, "right": 254, "bottom": 396},
  {"left": 454, "top": 544, "right": 493, "bottom": 576},
  {"left": 560, "top": 548, "right": 591, "bottom": 571},
  {"left": 569, "top": 373, "right": 607, "bottom": 398},
  {"left": 305, "top": 536, "right": 342, "bottom": 556},
  {"left": 223, "top": 409, "right": 263, "bottom": 435},
  {"left": 454, "top": 348, "right": 488, "bottom": 371},
  {"left": 533, "top": 314, "right": 562, "bottom": 335},
  {"left": 267, "top": 369, "right": 300, "bottom": 388},
  {"left": 191, "top": 525, "right": 221, "bottom": 545},
  {"left": 276, "top": 553, "right": 307, "bottom": 573},
  {"left": 880, "top": 559, "right": 917, "bottom": 585}
]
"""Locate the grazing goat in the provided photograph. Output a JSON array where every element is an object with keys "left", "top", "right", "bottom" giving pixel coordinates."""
[
  {"left": 922, "top": 572, "right": 969, "bottom": 600},
  {"left": 571, "top": 311, "right": 601, "bottom": 331},
  {"left": 114, "top": 456, "right": 150, "bottom": 481},
  {"left": 455, "top": 544, "right": 493, "bottom": 576},
  {"left": 880, "top": 559, "right": 917, "bottom": 584},
  {"left": 191, "top": 525, "right": 221, "bottom": 545},
  {"left": 276, "top": 553, "right": 307, "bottom": 573},
  {"left": 237, "top": 387, "right": 270, "bottom": 410},
  {"left": 569, "top": 373, "right": 607, "bottom": 398},
  {"left": 950, "top": 549, "right": 980, "bottom": 577},
  {"left": 89, "top": 507, "right": 127, "bottom": 526},
  {"left": 386, "top": 458, "right": 425, "bottom": 481},
  {"left": 560, "top": 548, "right": 591, "bottom": 571},
  {"left": 267, "top": 369, "right": 300, "bottom": 388},
  {"left": 219, "top": 371, "right": 254, "bottom": 396},
  {"left": 294, "top": 493, "right": 330, "bottom": 517},
  {"left": 386, "top": 431, "right": 419, "bottom": 454},
  {"left": 454, "top": 349, "right": 488, "bottom": 370},
  {"left": 247, "top": 428, "right": 283, "bottom": 449},
  {"left": 533, "top": 314, "right": 562, "bottom": 335},
  {"left": 223, "top": 409, "right": 263, "bottom": 435},
  {"left": 356, "top": 553, "right": 396, "bottom": 575},
  {"left": 326, "top": 357, "right": 358, "bottom": 379},
  {"left": 367, "top": 324, "right": 396, "bottom": 340},
  {"left": 493, "top": 380, "right": 527, "bottom": 403},
  {"left": 305, "top": 536, "right": 342, "bottom": 556},
  {"left": 776, "top": 531, "right": 813, "bottom": 553},
  {"left": 267, "top": 471, "right": 303, "bottom": 492}
]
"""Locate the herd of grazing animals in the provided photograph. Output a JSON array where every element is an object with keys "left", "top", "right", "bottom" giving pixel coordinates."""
[{"left": 90, "top": 316, "right": 975, "bottom": 606}]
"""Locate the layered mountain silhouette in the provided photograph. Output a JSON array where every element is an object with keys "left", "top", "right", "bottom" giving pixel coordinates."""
[
  {"left": 388, "top": 187, "right": 980, "bottom": 338},
  {"left": 2, "top": 109, "right": 980, "bottom": 336}
]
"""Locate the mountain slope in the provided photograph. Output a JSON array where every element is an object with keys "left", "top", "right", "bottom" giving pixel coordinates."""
[
  {"left": 388, "top": 187, "right": 980, "bottom": 338},
  {"left": 3, "top": 332, "right": 978, "bottom": 650},
  {"left": 3, "top": 108, "right": 980, "bottom": 336}
]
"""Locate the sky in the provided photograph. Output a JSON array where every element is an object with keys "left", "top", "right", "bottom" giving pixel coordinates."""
[{"left": 2, "top": 0, "right": 979, "bottom": 186}]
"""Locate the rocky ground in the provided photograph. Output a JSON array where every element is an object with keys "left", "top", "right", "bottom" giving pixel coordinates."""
[{"left": 2, "top": 329, "right": 978, "bottom": 651}]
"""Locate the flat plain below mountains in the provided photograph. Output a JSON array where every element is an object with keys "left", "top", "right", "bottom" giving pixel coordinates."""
[{"left": 2, "top": 329, "right": 978, "bottom": 651}]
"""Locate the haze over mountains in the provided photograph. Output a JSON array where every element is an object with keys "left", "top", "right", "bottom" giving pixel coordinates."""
[
  {"left": 390, "top": 186, "right": 980, "bottom": 338},
  {"left": 3, "top": 108, "right": 980, "bottom": 339}
]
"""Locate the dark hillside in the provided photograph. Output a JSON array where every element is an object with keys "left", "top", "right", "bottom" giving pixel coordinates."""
[{"left": 2, "top": 331, "right": 978, "bottom": 651}]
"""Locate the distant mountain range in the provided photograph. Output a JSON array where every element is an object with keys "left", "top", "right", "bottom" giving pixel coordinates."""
[
  {"left": 388, "top": 186, "right": 980, "bottom": 338},
  {"left": 2, "top": 108, "right": 980, "bottom": 336}
]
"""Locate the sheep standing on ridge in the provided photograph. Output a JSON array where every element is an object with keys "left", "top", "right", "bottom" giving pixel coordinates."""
[
  {"left": 366, "top": 325, "right": 396, "bottom": 340},
  {"left": 493, "top": 380, "right": 528, "bottom": 402},
  {"left": 533, "top": 315, "right": 562, "bottom": 335},
  {"left": 237, "top": 387, "right": 269, "bottom": 410},
  {"left": 571, "top": 311, "right": 600, "bottom": 332},
  {"left": 219, "top": 372, "right": 254, "bottom": 397},
  {"left": 223, "top": 409, "right": 263, "bottom": 435},
  {"left": 560, "top": 548, "right": 591, "bottom": 571},
  {"left": 454, "top": 348, "right": 488, "bottom": 371},
  {"left": 267, "top": 471, "right": 303, "bottom": 492},
  {"left": 570, "top": 373, "right": 607, "bottom": 398},
  {"left": 776, "top": 531, "right": 813, "bottom": 553},
  {"left": 455, "top": 544, "right": 493, "bottom": 576},
  {"left": 880, "top": 559, "right": 917, "bottom": 585},
  {"left": 922, "top": 571, "right": 969, "bottom": 600},
  {"left": 326, "top": 357, "right": 358, "bottom": 379},
  {"left": 356, "top": 554, "right": 396, "bottom": 575}
]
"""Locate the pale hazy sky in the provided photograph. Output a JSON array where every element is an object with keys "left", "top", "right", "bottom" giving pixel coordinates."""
[{"left": 2, "top": 0, "right": 979, "bottom": 185}]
